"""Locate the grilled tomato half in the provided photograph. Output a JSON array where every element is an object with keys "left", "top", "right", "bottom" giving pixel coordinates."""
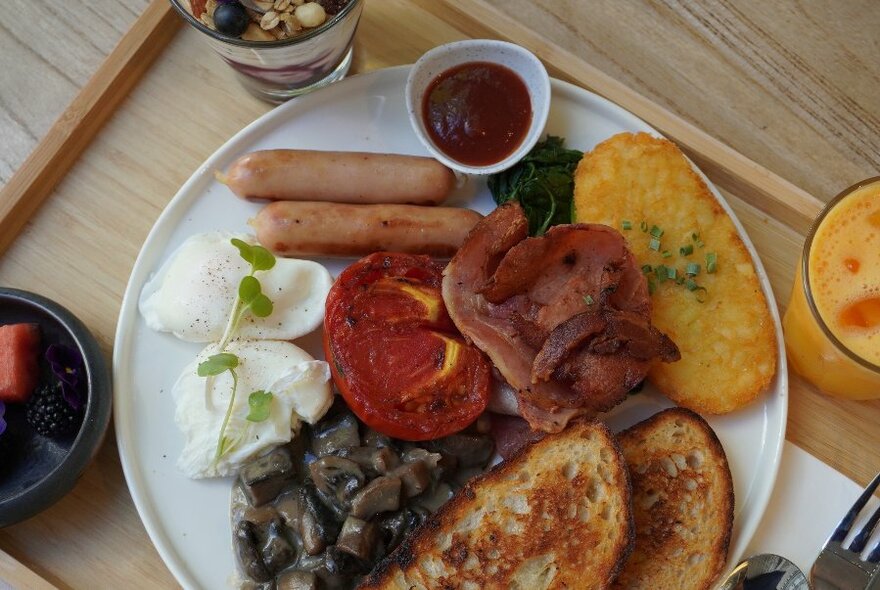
[{"left": 324, "top": 252, "right": 490, "bottom": 440}]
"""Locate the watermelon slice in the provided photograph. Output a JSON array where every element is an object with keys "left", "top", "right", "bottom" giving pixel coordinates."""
[{"left": 0, "top": 323, "right": 41, "bottom": 403}]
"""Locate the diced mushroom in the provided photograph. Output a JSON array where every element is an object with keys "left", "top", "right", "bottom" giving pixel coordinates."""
[
  {"left": 276, "top": 570, "right": 318, "bottom": 590},
  {"left": 312, "top": 412, "right": 361, "bottom": 457},
  {"left": 335, "top": 446, "right": 400, "bottom": 476},
  {"left": 401, "top": 447, "right": 442, "bottom": 468},
  {"left": 298, "top": 547, "right": 364, "bottom": 589},
  {"left": 362, "top": 428, "right": 394, "bottom": 449},
  {"left": 390, "top": 461, "right": 431, "bottom": 498},
  {"left": 412, "top": 482, "right": 453, "bottom": 512},
  {"left": 233, "top": 520, "right": 271, "bottom": 583},
  {"left": 275, "top": 490, "right": 304, "bottom": 531},
  {"left": 350, "top": 475, "right": 401, "bottom": 520},
  {"left": 309, "top": 456, "right": 365, "bottom": 511},
  {"left": 240, "top": 447, "right": 295, "bottom": 506},
  {"left": 260, "top": 519, "right": 296, "bottom": 574},
  {"left": 336, "top": 516, "right": 379, "bottom": 562},
  {"left": 243, "top": 504, "right": 279, "bottom": 527},
  {"left": 379, "top": 506, "right": 429, "bottom": 553},
  {"left": 425, "top": 433, "right": 495, "bottom": 468},
  {"left": 299, "top": 484, "right": 341, "bottom": 556}
]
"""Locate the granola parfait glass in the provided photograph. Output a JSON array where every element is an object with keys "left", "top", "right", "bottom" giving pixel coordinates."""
[{"left": 170, "top": 0, "right": 363, "bottom": 103}]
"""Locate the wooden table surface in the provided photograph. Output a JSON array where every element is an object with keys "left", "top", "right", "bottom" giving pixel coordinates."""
[{"left": 0, "top": 0, "right": 878, "bottom": 588}]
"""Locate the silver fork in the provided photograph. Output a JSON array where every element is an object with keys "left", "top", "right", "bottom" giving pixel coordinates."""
[{"left": 812, "top": 472, "right": 880, "bottom": 589}]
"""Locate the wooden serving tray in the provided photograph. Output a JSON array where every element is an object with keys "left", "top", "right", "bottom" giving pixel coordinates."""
[{"left": 0, "top": 0, "right": 871, "bottom": 587}]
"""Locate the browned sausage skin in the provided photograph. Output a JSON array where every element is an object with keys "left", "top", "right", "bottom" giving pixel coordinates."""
[
  {"left": 251, "top": 202, "right": 482, "bottom": 258},
  {"left": 220, "top": 150, "right": 456, "bottom": 205}
]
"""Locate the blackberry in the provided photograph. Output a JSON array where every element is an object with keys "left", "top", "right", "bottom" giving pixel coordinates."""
[{"left": 26, "top": 383, "right": 82, "bottom": 437}]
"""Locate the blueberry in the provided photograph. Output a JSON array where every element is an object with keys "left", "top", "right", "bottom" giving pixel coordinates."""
[{"left": 214, "top": 2, "right": 249, "bottom": 37}]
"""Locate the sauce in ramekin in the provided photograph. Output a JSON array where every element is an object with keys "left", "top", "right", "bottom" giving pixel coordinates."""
[{"left": 422, "top": 62, "right": 531, "bottom": 167}]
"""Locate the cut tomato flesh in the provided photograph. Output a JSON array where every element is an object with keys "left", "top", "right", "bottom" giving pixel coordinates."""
[{"left": 324, "top": 252, "right": 489, "bottom": 440}]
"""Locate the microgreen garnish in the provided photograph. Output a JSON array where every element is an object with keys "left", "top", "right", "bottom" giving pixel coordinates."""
[
  {"left": 583, "top": 294, "right": 595, "bottom": 306},
  {"left": 246, "top": 390, "right": 273, "bottom": 422},
  {"left": 201, "top": 239, "right": 277, "bottom": 463}
]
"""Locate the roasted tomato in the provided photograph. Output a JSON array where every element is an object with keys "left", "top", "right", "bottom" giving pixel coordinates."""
[{"left": 324, "top": 252, "right": 490, "bottom": 440}]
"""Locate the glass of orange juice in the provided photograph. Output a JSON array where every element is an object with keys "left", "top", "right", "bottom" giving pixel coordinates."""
[{"left": 783, "top": 176, "right": 880, "bottom": 399}]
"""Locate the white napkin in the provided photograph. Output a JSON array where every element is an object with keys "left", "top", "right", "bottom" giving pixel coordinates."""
[{"left": 745, "top": 441, "right": 878, "bottom": 574}]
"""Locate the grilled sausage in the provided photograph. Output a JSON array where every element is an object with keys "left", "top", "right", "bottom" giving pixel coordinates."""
[
  {"left": 251, "top": 201, "right": 482, "bottom": 258},
  {"left": 220, "top": 150, "right": 455, "bottom": 205}
]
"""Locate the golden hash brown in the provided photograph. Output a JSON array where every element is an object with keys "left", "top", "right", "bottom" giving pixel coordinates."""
[{"left": 573, "top": 132, "right": 776, "bottom": 414}]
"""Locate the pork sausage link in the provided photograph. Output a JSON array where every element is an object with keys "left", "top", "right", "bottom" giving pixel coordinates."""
[
  {"left": 221, "top": 150, "right": 455, "bottom": 205},
  {"left": 251, "top": 202, "right": 482, "bottom": 258}
]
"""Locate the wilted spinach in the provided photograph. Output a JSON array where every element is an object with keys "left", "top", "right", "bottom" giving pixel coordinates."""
[{"left": 487, "top": 136, "right": 583, "bottom": 236}]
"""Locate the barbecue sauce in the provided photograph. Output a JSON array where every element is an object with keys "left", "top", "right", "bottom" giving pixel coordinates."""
[{"left": 423, "top": 62, "right": 532, "bottom": 167}]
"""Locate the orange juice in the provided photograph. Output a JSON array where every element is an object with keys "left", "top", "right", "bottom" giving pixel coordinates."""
[{"left": 783, "top": 177, "right": 880, "bottom": 398}]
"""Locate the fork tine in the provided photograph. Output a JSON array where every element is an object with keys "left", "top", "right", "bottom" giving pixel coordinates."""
[
  {"left": 830, "top": 471, "right": 880, "bottom": 543},
  {"left": 867, "top": 541, "right": 880, "bottom": 563},
  {"left": 849, "top": 501, "right": 880, "bottom": 552}
]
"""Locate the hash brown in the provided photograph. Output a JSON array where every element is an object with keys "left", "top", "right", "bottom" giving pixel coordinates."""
[{"left": 573, "top": 132, "right": 776, "bottom": 413}]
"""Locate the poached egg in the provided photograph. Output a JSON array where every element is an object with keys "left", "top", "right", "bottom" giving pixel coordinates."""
[
  {"left": 139, "top": 232, "right": 332, "bottom": 342},
  {"left": 174, "top": 339, "right": 332, "bottom": 478}
]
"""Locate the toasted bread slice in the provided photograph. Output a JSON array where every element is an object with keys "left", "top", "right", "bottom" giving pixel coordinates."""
[
  {"left": 359, "top": 420, "right": 634, "bottom": 590},
  {"left": 573, "top": 132, "right": 777, "bottom": 414},
  {"left": 612, "top": 408, "right": 733, "bottom": 590}
]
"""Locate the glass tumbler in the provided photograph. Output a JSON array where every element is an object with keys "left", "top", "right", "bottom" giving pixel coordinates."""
[
  {"left": 169, "top": 0, "right": 364, "bottom": 103},
  {"left": 783, "top": 177, "right": 880, "bottom": 399}
]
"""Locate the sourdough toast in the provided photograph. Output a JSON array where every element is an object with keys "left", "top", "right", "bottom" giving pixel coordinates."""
[
  {"left": 612, "top": 408, "right": 734, "bottom": 590},
  {"left": 359, "top": 420, "right": 634, "bottom": 590}
]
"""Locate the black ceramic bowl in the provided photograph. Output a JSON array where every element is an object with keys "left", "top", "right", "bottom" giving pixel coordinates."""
[{"left": 0, "top": 288, "right": 111, "bottom": 527}]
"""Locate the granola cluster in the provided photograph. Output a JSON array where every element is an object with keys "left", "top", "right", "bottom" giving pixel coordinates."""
[{"left": 190, "top": 0, "right": 350, "bottom": 41}]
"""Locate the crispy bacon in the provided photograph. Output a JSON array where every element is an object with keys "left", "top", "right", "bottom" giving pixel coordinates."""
[{"left": 442, "top": 202, "right": 679, "bottom": 432}]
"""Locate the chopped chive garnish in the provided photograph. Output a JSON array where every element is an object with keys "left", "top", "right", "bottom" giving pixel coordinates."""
[
  {"left": 679, "top": 244, "right": 694, "bottom": 256},
  {"left": 649, "top": 238, "right": 661, "bottom": 251},
  {"left": 650, "top": 225, "right": 664, "bottom": 238},
  {"left": 622, "top": 220, "right": 632, "bottom": 230},
  {"left": 641, "top": 264, "right": 653, "bottom": 274},
  {"left": 666, "top": 267, "right": 678, "bottom": 280},
  {"left": 692, "top": 232, "right": 705, "bottom": 248},
  {"left": 655, "top": 265, "right": 668, "bottom": 282},
  {"left": 706, "top": 252, "right": 717, "bottom": 273},
  {"left": 686, "top": 263, "right": 701, "bottom": 276},
  {"left": 685, "top": 278, "right": 699, "bottom": 291},
  {"left": 661, "top": 250, "right": 672, "bottom": 258},
  {"left": 640, "top": 221, "right": 648, "bottom": 232},
  {"left": 583, "top": 294, "right": 594, "bottom": 305},
  {"left": 675, "top": 276, "right": 685, "bottom": 285},
  {"left": 647, "top": 277, "right": 656, "bottom": 294}
]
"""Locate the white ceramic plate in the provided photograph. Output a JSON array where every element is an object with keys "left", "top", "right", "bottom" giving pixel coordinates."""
[{"left": 114, "top": 66, "right": 787, "bottom": 590}]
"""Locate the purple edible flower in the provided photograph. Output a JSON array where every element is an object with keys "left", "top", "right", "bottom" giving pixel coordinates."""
[
  {"left": 46, "top": 344, "right": 84, "bottom": 410},
  {"left": 0, "top": 401, "right": 6, "bottom": 437}
]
